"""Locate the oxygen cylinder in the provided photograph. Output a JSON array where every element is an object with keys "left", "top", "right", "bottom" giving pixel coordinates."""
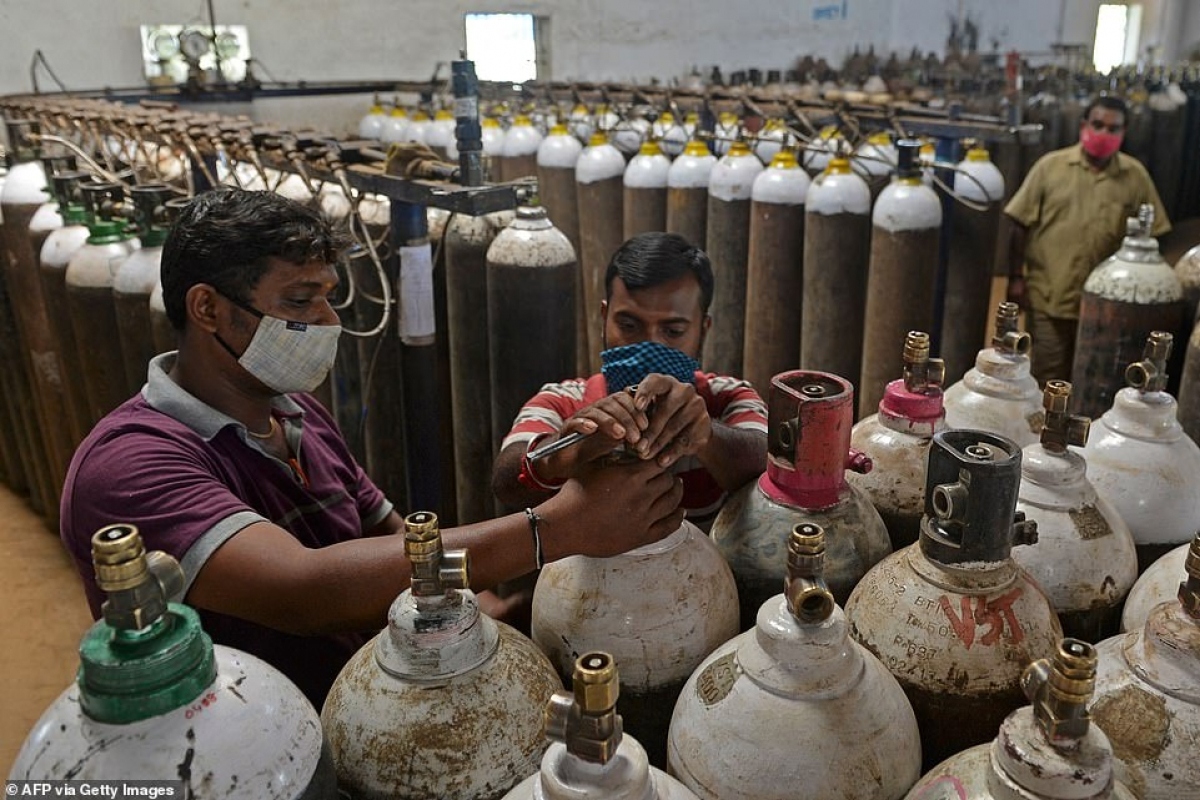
[
  {"left": 502, "top": 652, "right": 700, "bottom": 800},
  {"left": 568, "top": 104, "right": 594, "bottom": 144},
  {"left": 801, "top": 153, "right": 872, "bottom": 406},
  {"left": 943, "top": 302, "right": 1044, "bottom": 447},
  {"left": 845, "top": 429, "right": 1062, "bottom": 770},
  {"left": 1121, "top": 541, "right": 1189, "bottom": 633},
  {"left": 860, "top": 140, "right": 943, "bottom": 420},
  {"left": 445, "top": 210, "right": 513, "bottom": 524},
  {"left": 1176, "top": 243, "right": 1200, "bottom": 326},
  {"left": 148, "top": 283, "right": 173, "bottom": 355},
  {"left": 851, "top": 131, "right": 897, "bottom": 199},
  {"left": 653, "top": 112, "right": 688, "bottom": 158},
  {"left": 711, "top": 371, "right": 891, "bottom": 628},
  {"left": 1090, "top": 536, "right": 1200, "bottom": 799},
  {"left": 802, "top": 127, "right": 844, "bottom": 175},
  {"left": 424, "top": 109, "right": 456, "bottom": 159},
  {"left": 1082, "top": 332, "right": 1200, "bottom": 571},
  {"left": 66, "top": 182, "right": 140, "bottom": 427},
  {"left": 8, "top": 524, "right": 337, "bottom": 798},
  {"left": 902, "top": 639, "right": 1136, "bottom": 800},
  {"left": 666, "top": 139, "right": 716, "bottom": 248},
  {"left": 1071, "top": 205, "right": 1184, "bottom": 419},
  {"left": 847, "top": 332, "right": 947, "bottom": 550},
  {"left": 611, "top": 116, "right": 648, "bottom": 158},
  {"left": 37, "top": 171, "right": 92, "bottom": 449},
  {"left": 532, "top": 519, "right": 738, "bottom": 768},
  {"left": 500, "top": 115, "right": 542, "bottom": 181},
  {"left": 358, "top": 98, "right": 387, "bottom": 140},
  {"left": 575, "top": 133, "right": 625, "bottom": 372},
  {"left": 536, "top": 125, "right": 587, "bottom": 376},
  {"left": 1011, "top": 381, "right": 1137, "bottom": 642},
  {"left": 114, "top": 185, "right": 171, "bottom": 395},
  {"left": 712, "top": 112, "right": 739, "bottom": 157},
  {"left": 1174, "top": 245, "right": 1200, "bottom": 443},
  {"left": 487, "top": 206, "right": 577, "bottom": 451},
  {"left": 406, "top": 109, "right": 432, "bottom": 145},
  {"left": 379, "top": 106, "right": 409, "bottom": 144},
  {"left": 742, "top": 148, "right": 809, "bottom": 394},
  {"left": 623, "top": 140, "right": 670, "bottom": 240},
  {"left": 752, "top": 119, "right": 786, "bottom": 164},
  {"left": 704, "top": 141, "right": 764, "bottom": 376},
  {"left": 481, "top": 117, "right": 506, "bottom": 181},
  {"left": 0, "top": 121, "right": 65, "bottom": 512},
  {"left": 322, "top": 513, "right": 562, "bottom": 800},
  {"left": 942, "top": 144, "right": 1006, "bottom": 386},
  {"left": 668, "top": 524, "right": 921, "bottom": 800}
]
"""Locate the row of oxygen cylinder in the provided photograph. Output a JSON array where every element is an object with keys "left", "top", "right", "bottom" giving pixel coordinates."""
[{"left": 13, "top": 389, "right": 1200, "bottom": 800}]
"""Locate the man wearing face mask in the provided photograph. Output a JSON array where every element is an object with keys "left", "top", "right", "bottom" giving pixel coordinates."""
[
  {"left": 59, "top": 189, "right": 685, "bottom": 707},
  {"left": 1004, "top": 95, "right": 1171, "bottom": 383},
  {"left": 492, "top": 232, "right": 768, "bottom": 529}
]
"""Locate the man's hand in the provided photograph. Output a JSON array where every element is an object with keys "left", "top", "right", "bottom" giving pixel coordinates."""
[
  {"left": 534, "top": 388, "right": 651, "bottom": 483},
  {"left": 630, "top": 373, "right": 712, "bottom": 467},
  {"left": 1007, "top": 275, "right": 1029, "bottom": 310},
  {"left": 542, "top": 458, "right": 685, "bottom": 560}
]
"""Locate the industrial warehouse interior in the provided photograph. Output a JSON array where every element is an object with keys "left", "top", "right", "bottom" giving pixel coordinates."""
[{"left": 3, "top": 0, "right": 1200, "bottom": 796}]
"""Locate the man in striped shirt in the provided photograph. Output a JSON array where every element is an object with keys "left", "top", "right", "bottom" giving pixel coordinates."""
[{"left": 493, "top": 232, "right": 768, "bottom": 528}]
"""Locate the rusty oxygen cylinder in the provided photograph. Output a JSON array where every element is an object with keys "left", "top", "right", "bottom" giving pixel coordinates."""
[
  {"left": 848, "top": 332, "right": 947, "bottom": 550},
  {"left": 444, "top": 209, "right": 515, "bottom": 523},
  {"left": 66, "top": 182, "right": 141, "bottom": 429},
  {"left": 532, "top": 516, "right": 738, "bottom": 770},
  {"left": 742, "top": 147, "right": 810, "bottom": 396},
  {"left": 575, "top": 132, "right": 626, "bottom": 373},
  {"left": 500, "top": 115, "right": 543, "bottom": 182},
  {"left": 37, "top": 171, "right": 92, "bottom": 454},
  {"left": 1121, "top": 541, "right": 1190, "bottom": 633},
  {"left": 711, "top": 370, "right": 891, "bottom": 629},
  {"left": 623, "top": 139, "right": 670, "bottom": 240},
  {"left": 1082, "top": 332, "right": 1200, "bottom": 572},
  {"left": 844, "top": 429, "right": 1062, "bottom": 771},
  {"left": 487, "top": 206, "right": 578, "bottom": 452},
  {"left": 322, "top": 512, "right": 562, "bottom": 800},
  {"left": 941, "top": 142, "right": 1006, "bottom": 386},
  {"left": 1176, "top": 245, "right": 1200, "bottom": 443},
  {"left": 801, "top": 149, "right": 872, "bottom": 413},
  {"left": 536, "top": 124, "right": 587, "bottom": 376},
  {"left": 902, "top": 639, "right": 1136, "bottom": 800},
  {"left": 943, "top": 302, "right": 1044, "bottom": 447},
  {"left": 668, "top": 523, "right": 921, "bottom": 800},
  {"left": 502, "top": 652, "right": 700, "bottom": 800},
  {"left": 1071, "top": 204, "right": 1184, "bottom": 419},
  {"left": 1090, "top": 534, "right": 1200, "bottom": 799},
  {"left": 703, "top": 140, "right": 764, "bottom": 376},
  {"left": 1011, "top": 381, "right": 1137, "bottom": 643},
  {"left": 666, "top": 138, "right": 716, "bottom": 249},
  {"left": 114, "top": 184, "right": 172, "bottom": 395},
  {"left": 860, "top": 139, "right": 943, "bottom": 420}
]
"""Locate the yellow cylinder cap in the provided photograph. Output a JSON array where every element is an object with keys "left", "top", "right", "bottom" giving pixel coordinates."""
[
  {"left": 966, "top": 146, "right": 991, "bottom": 162},
  {"left": 515, "top": 115, "right": 533, "bottom": 126},
  {"left": 389, "top": 107, "right": 408, "bottom": 118},
  {"left": 550, "top": 123, "right": 570, "bottom": 136},
  {"left": 413, "top": 111, "right": 431, "bottom": 122},
  {"left": 825, "top": 156, "right": 852, "bottom": 175},
  {"left": 683, "top": 139, "right": 710, "bottom": 157},
  {"left": 369, "top": 103, "right": 384, "bottom": 114},
  {"left": 718, "top": 111, "right": 739, "bottom": 125},
  {"left": 728, "top": 140, "right": 753, "bottom": 157},
  {"left": 685, "top": 112, "right": 699, "bottom": 125},
  {"left": 919, "top": 142, "right": 935, "bottom": 157},
  {"left": 659, "top": 111, "right": 675, "bottom": 123},
  {"left": 572, "top": 103, "right": 588, "bottom": 115},
  {"left": 819, "top": 125, "right": 839, "bottom": 139},
  {"left": 434, "top": 109, "right": 453, "bottom": 120},
  {"left": 867, "top": 131, "right": 891, "bottom": 145},
  {"left": 482, "top": 117, "right": 501, "bottom": 128},
  {"left": 588, "top": 131, "right": 609, "bottom": 147},
  {"left": 639, "top": 140, "right": 664, "bottom": 156},
  {"left": 769, "top": 149, "right": 799, "bottom": 169}
]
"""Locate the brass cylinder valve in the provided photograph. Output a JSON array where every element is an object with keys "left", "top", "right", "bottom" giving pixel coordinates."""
[
  {"left": 91, "top": 524, "right": 185, "bottom": 632},
  {"left": 785, "top": 523, "right": 836, "bottom": 624},
  {"left": 1125, "top": 331, "right": 1173, "bottom": 393},
  {"left": 404, "top": 512, "right": 469, "bottom": 609},
  {"left": 1179, "top": 533, "right": 1200, "bottom": 620},
  {"left": 1039, "top": 381, "right": 1090, "bottom": 454},
  {"left": 1021, "top": 638, "right": 1098, "bottom": 746},
  {"left": 545, "top": 651, "right": 623, "bottom": 765},
  {"left": 902, "top": 331, "right": 945, "bottom": 394},
  {"left": 992, "top": 302, "right": 1032, "bottom": 356}
]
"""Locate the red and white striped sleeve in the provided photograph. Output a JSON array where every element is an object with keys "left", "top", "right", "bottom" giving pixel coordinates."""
[
  {"left": 499, "top": 378, "right": 591, "bottom": 451},
  {"left": 700, "top": 373, "right": 768, "bottom": 433}
]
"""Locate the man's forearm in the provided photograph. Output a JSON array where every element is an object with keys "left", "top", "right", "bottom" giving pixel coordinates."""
[
  {"left": 492, "top": 442, "right": 559, "bottom": 508},
  {"left": 696, "top": 422, "right": 767, "bottom": 492}
]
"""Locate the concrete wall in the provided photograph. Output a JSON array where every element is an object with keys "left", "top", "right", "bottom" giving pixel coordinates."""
[{"left": 5, "top": 0, "right": 1170, "bottom": 100}]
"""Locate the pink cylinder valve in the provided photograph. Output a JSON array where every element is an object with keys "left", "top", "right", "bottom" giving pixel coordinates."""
[
  {"left": 878, "top": 378, "right": 945, "bottom": 434},
  {"left": 761, "top": 371, "right": 864, "bottom": 510}
]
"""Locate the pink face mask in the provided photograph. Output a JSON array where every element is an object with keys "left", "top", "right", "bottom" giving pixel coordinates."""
[{"left": 1080, "top": 126, "right": 1123, "bottom": 161}]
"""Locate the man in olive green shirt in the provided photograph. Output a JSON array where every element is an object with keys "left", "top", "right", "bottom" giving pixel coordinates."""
[{"left": 1005, "top": 95, "right": 1170, "bottom": 383}]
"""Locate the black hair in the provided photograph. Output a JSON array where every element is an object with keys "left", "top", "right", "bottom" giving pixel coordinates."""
[
  {"left": 160, "top": 188, "right": 346, "bottom": 330},
  {"left": 1082, "top": 95, "right": 1128, "bottom": 124},
  {"left": 604, "top": 232, "right": 714, "bottom": 313}
]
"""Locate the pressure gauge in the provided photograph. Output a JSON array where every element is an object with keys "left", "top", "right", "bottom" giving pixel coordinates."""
[
  {"left": 148, "top": 29, "right": 180, "bottom": 60},
  {"left": 179, "top": 28, "right": 212, "bottom": 61},
  {"left": 214, "top": 31, "right": 241, "bottom": 60}
]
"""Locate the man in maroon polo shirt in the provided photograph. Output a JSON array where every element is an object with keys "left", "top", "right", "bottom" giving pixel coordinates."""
[{"left": 60, "top": 188, "right": 684, "bottom": 707}]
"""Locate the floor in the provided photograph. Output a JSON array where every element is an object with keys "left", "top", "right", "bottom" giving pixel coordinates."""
[{"left": 0, "top": 485, "right": 92, "bottom": 775}]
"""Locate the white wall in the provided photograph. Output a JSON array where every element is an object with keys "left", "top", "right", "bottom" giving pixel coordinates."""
[{"left": 1, "top": 0, "right": 1187, "bottom": 99}]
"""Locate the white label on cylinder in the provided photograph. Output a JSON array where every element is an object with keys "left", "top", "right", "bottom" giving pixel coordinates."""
[
  {"left": 399, "top": 244, "right": 435, "bottom": 341},
  {"left": 453, "top": 97, "right": 478, "bottom": 120}
]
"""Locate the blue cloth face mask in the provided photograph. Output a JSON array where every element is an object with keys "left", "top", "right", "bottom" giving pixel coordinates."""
[{"left": 600, "top": 341, "right": 700, "bottom": 394}]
